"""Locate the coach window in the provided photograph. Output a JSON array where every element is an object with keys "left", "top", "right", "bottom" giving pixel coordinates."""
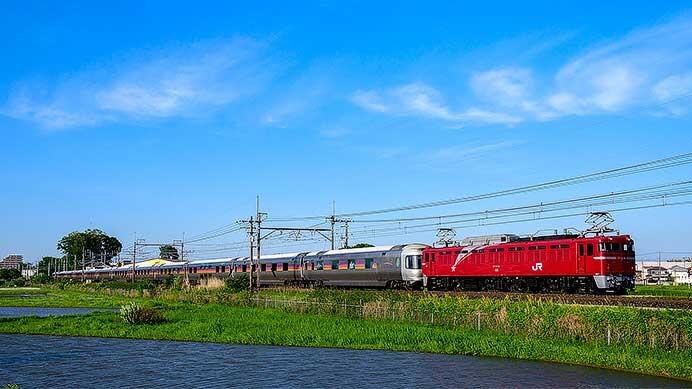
[
  {"left": 282, "top": 263, "right": 289, "bottom": 272},
  {"left": 406, "top": 255, "right": 422, "bottom": 269},
  {"left": 261, "top": 264, "right": 266, "bottom": 272},
  {"left": 587, "top": 244, "right": 594, "bottom": 256},
  {"left": 316, "top": 261, "right": 323, "bottom": 270},
  {"left": 331, "top": 260, "right": 339, "bottom": 270},
  {"left": 242, "top": 265, "right": 247, "bottom": 273},
  {"left": 365, "top": 258, "right": 373, "bottom": 269},
  {"left": 346, "top": 259, "right": 355, "bottom": 269}
]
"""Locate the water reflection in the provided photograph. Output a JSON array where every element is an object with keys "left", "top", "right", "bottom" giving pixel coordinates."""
[{"left": 0, "top": 334, "right": 686, "bottom": 388}]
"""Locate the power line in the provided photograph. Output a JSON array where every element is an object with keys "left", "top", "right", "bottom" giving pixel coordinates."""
[
  {"left": 265, "top": 151, "right": 692, "bottom": 221},
  {"left": 345, "top": 181, "right": 692, "bottom": 239}
]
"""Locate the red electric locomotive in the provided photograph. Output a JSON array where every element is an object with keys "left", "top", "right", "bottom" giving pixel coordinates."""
[{"left": 422, "top": 231, "right": 635, "bottom": 294}]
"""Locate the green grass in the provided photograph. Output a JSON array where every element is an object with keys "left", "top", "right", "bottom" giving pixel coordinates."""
[
  {"left": 1, "top": 303, "right": 691, "bottom": 381},
  {"left": 1, "top": 285, "right": 692, "bottom": 381},
  {"left": 632, "top": 285, "right": 692, "bottom": 298}
]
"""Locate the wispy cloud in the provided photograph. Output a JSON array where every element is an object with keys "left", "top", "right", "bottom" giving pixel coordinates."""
[
  {"left": 351, "top": 82, "right": 522, "bottom": 125},
  {"left": 426, "top": 140, "right": 524, "bottom": 164},
  {"left": 2, "top": 37, "right": 277, "bottom": 129},
  {"left": 352, "top": 15, "right": 692, "bottom": 124}
]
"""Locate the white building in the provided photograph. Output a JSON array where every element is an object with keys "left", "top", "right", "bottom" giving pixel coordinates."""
[{"left": 669, "top": 265, "right": 691, "bottom": 285}]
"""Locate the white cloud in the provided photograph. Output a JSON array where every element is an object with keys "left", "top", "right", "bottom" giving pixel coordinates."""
[
  {"left": 653, "top": 73, "right": 692, "bottom": 101},
  {"left": 351, "top": 82, "right": 521, "bottom": 125},
  {"left": 2, "top": 37, "right": 276, "bottom": 129},
  {"left": 351, "top": 90, "right": 389, "bottom": 113},
  {"left": 471, "top": 67, "right": 533, "bottom": 103},
  {"left": 429, "top": 141, "right": 522, "bottom": 162},
  {"left": 392, "top": 83, "right": 457, "bottom": 120},
  {"left": 352, "top": 15, "right": 692, "bottom": 124}
]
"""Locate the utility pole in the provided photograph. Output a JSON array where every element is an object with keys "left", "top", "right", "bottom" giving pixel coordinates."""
[
  {"left": 342, "top": 219, "right": 350, "bottom": 249},
  {"left": 132, "top": 239, "right": 138, "bottom": 283},
  {"left": 81, "top": 245, "right": 86, "bottom": 282},
  {"left": 256, "top": 196, "right": 261, "bottom": 290},
  {"left": 326, "top": 204, "right": 351, "bottom": 250},
  {"left": 246, "top": 216, "right": 255, "bottom": 291},
  {"left": 658, "top": 251, "right": 662, "bottom": 286},
  {"left": 255, "top": 195, "right": 268, "bottom": 290}
]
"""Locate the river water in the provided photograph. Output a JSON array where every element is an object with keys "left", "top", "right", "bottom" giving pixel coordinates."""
[
  {"left": 0, "top": 307, "right": 114, "bottom": 317},
  {"left": 0, "top": 334, "right": 686, "bottom": 388}
]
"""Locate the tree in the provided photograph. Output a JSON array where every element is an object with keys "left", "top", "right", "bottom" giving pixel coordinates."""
[
  {"left": 0, "top": 268, "right": 21, "bottom": 281},
  {"left": 346, "top": 243, "right": 375, "bottom": 249},
  {"left": 37, "top": 256, "right": 62, "bottom": 276},
  {"left": 57, "top": 229, "right": 122, "bottom": 267},
  {"left": 159, "top": 245, "right": 179, "bottom": 260}
]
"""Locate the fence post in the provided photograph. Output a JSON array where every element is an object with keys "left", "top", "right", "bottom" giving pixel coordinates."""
[
  {"left": 607, "top": 324, "right": 611, "bottom": 346},
  {"left": 476, "top": 312, "right": 481, "bottom": 331}
]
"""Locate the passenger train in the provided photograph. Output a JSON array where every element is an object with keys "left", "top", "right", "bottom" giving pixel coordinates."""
[{"left": 55, "top": 228, "right": 636, "bottom": 293}]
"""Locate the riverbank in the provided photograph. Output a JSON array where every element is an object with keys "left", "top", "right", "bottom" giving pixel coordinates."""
[{"left": 1, "top": 286, "right": 691, "bottom": 381}]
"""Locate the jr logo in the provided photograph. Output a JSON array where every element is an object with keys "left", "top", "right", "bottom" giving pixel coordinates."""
[{"left": 532, "top": 263, "right": 543, "bottom": 271}]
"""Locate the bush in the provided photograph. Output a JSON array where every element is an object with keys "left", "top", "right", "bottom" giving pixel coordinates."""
[
  {"left": 163, "top": 275, "right": 183, "bottom": 290},
  {"left": 119, "top": 301, "right": 166, "bottom": 324},
  {"left": 31, "top": 274, "right": 52, "bottom": 285},
  {"left": 97, "top": 280, "right": 154, "bottom": 292},
  {"left": 224, "top": 274, "right": 250, "bottom": 292},
  {"left": 56, "top": 279, "right": 74, "bottom": 289}
]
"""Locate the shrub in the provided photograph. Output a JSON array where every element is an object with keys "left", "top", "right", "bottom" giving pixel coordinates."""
[
  {"left": 224, "top": 274, "right": 250, "bottom": 292},
  {"left": 56, "top": 279, "right": 74, "bottom": 289},
  {"left": 119, "top": 301, "right": 166, "bottom": 324},
  {"left": 163, "top": 275, "right": 183, "bottom": 290},
  {"left": 31, "top": 274, "right": 52, "bottom": 285}
]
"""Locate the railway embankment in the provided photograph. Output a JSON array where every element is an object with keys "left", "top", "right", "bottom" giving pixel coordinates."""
[{"left": 1, "top": 284, "right": 691, "bottom": 381}]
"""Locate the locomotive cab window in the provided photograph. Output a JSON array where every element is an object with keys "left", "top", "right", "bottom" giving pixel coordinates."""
[
  {"left": 587, "top": 244, "right": 594, "bottom": 256},
  {"left": 405, "top": 255, "right": 422, "bottom": 269},
  {"left": 599, "top": 242, "right": 622, "bottom": 252}
]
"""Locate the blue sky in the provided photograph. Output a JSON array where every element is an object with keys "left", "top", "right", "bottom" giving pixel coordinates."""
[{"left": 2, "top": 1, "right": 692, "bottom": 262}]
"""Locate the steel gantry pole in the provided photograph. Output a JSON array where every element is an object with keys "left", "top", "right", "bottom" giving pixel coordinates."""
[{"left": 249, "top": 216, "right": 254, "bottom": 291}]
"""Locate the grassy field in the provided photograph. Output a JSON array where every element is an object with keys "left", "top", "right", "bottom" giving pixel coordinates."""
[
  {"left": 1, "top": 285, "right": 692, "bottom": 381},
  {"left": 631, "top": 284, "right": 692, "bottom": 297},
  {"left": 1, "top": 301, "right": 692, "bottom": 381}
]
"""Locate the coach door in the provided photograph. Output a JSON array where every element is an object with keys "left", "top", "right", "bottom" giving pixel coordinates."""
[{"left": 577, "top": 244, "right": 586, "bottom": 274}]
